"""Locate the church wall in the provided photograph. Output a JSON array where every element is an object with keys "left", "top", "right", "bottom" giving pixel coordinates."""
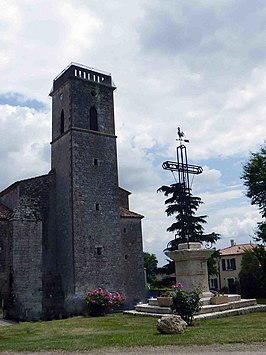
[
  {"left": 120, "top": 217, "right": 146, "bottom": 305},
  {"left": 0, "top": 185, "right": 20, "bottom": 210},
  {"left": 71, "top": 130, "right": 124, "bottom": 295},
  {"left": 10, "top": 218, "right": 42, "bottom": 320},
  {"left": 0, "top": 220, "right": 12, "bottom": 301},
  {"left": 119, "top": 188, "right": 130, "bottom": 210},
  {"left": 69, "top": 76, "right": 123, "bottom": 296},
  {"left": 71, "top": 79, "right": 115, "bottom": 135},
  {"left": 18, "top": 174, "right": 57, "bottom": 273},
  {"left": 51, "top": 81, "right": 71, "bottom": 141},
  {"left": 0, "top": 174, "right": 59, "bottom": 320},
  {"left": 51, "top": 132, "right": 74, "bottom": 297}
]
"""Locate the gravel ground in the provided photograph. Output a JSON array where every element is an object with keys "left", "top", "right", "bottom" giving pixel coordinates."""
[{"left": 0, "top": 343, "right": 266, "bottom": 355}]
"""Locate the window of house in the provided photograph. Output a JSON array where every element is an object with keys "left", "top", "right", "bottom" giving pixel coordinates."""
[
  {"left": 60, "top": 109, "right": 65, "bottom": 134},
  {"left": 210, "top": 278, "right": 218, "bottom": 290},
  {"left": 95, "top": 203, "right": 100, "bottom": 211},
  {"left": 222, "top": 258, "right": 236, "bottom": 271},
  {"left": 93, "top": 158, "right": 99, "bottom": 166},
  {"left": 90, "top": 106, "right": 98, "bottom": 131},
  {"left": 227, "top": 278, "right": 236, "bottom": 293}
]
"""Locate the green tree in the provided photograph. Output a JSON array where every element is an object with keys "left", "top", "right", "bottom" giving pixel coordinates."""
[
  {"left": 158, "top": 183, "right": 220, "bottom": 250},
  {"left": 254, "top": 221, "right": 266, "bottom": 243},
  {"left": 239, "top": 249, "right": 262, "bottom": 298},
  {"left": 242, "top": 146, "right": 266, "bottom": 243},
  {"left": 207, "top": 250, "right": 221, "bottom": 277},
  {"left": 144, "top": 252, "right": 158, "bottom": 284},
  {"left": 252, "top": 245, "right": 266, "bottom": 292}
]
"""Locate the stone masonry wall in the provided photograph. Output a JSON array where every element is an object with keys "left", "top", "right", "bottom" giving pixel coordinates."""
[
  {"left": 51, "top": 132, "right": 74, "bottom": 298},
  {"left": 71, "top": 79, "right": 115, "bottom": 135},
  {"left": 0, "top": 220, "right": 12, "bottom": 301},
  {"left": 0, "top": 174, "right": 58, "bottom": 320},
  {"left": 10, "top": 216, "right": 42, "bottom": 320},
  {"left": 72, "top": 130, "right": 124, "bottom": 296},
  {"left": 69, "top": 76, "right": 123, "bottom": 298},
  {"left": 119, "top": 188, "right": 130, "bottom": 210},
  {"left": 120, "top": 217, "right": 146, "bottom": 305}
]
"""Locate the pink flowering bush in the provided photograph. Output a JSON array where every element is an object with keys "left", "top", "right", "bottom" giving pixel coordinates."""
[
  {"left": 173, "top": 282, "right": 184, "bottom": 289},
  {"left": 84, "top": 288, "right": 125, "bottom": 316},
  {"left": 171, "top": 283, "right": 201, "bottom": 326}
]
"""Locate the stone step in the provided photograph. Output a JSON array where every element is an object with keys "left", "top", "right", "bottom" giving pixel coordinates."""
[
  {"left": 148, "top": 294, "right": 241, "bottom": 307},
  {"left": 143, "top": 298, "right": 256, "bottom": 315},
  {"left": 148, "top": 298, "right": 159, "bottom": 306},
  {"left": 201, "top": 294, "right": 241, "bottom": 305},
  {"left": 124, "top": 310, "right": 170, "bottom": 317},
  {"left": 195, "top": 304, "right": 266, "bottom": 320},
  {"left": 197, "top": 299, "right": 257, "bottom": 314},
  {"left": 124, "top": 304, "right": 266, "bottom": 320},
  {"left": 135, "top": 304, "right": 172, "bottom": 314}
]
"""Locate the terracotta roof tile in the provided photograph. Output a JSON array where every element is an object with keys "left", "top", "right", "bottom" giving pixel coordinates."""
[
  {"left": 119, "top": 207, "right": 144, "bottom": 219},
  {"left": 220, "top": 243, "right": 257, "bottom": 256}
]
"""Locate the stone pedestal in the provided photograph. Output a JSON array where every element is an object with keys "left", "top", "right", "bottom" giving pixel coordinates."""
[{"left": 165, "top": 242, "right": 214, "bottom": 296}]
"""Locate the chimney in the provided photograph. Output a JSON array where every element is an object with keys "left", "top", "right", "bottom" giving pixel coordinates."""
[{"left": 230, "top": 239, "right": 236, "bottom": 247}]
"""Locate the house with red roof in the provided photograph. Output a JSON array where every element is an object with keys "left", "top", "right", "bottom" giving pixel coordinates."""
[{"left": 209, "top": 240, "right": 258, "bottom": 293}]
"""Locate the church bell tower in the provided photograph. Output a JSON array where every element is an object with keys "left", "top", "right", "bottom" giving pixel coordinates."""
[{"left": 49, "top": 63, "right": 123, "bottom": 306}]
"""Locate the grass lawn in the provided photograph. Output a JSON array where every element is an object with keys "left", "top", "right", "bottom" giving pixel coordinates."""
[{"left": 0, "top": 313, "right": 265, "bottom": 352}]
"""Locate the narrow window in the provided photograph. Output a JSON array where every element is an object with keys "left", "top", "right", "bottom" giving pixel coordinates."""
[
  {"left": 90, "top": 106, "right": 98, "bottom": 131},
  {"left": 60, "top": 109, "right": 65, "bottom": 134},
  {"left": 93, "top": 158, "right": 99, "bottom": 166},
  {"left": 231, "top": 258, "right": 236, "bottom": 270},
  {"left": 125, "top": 254, "right": 128, "bottom": 260},
  {"left": 96, "top": 247, "right": 102, "bottom": 255},
  {"left": 222, "top": 259, "right": 226, "bottom": 271},
  {"left": 95, "top": 203, "right": 100, "bottom": 211},
  {"left": 123, "top": 228, "right": 127, "bottom": 233}
]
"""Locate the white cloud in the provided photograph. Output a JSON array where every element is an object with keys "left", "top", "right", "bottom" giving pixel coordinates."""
[
  {"left": 200, "top": 189, "right": 243, "bottom": 207},
  {"left": 0, "top": 104, "right": 50, "bottom": 190},
  {"left": 193, "top": 165, "right": 222, "bottom": 191},
  {"left": 60, "top": 2, "right": 102, "bottom": 58},
  {"left": 211, "top": 205, "right": 261, "bottom": 249}
]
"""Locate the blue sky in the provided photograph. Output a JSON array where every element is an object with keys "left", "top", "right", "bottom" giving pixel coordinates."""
[{"left": 0, "top": 0, "right": 265, "bottom": 265}]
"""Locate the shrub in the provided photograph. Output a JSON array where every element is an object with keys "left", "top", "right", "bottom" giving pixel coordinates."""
[
  {"left": 84, "top": 288, "right": 125, "bottom": 316},
  {"left": 171, "top": 283, "right": 201, "bottom": 326},
  {"left": 160, "top": 290, "right": 173, "bottom": 297}
]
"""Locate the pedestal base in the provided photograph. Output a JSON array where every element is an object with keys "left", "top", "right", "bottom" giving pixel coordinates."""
[{"left": 165, "top": 242, "right": 214, "bottom": 294}]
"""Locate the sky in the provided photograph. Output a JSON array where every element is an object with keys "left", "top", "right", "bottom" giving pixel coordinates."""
[{"left": 0, "top": 0, "right": 265, "bottom": 266}]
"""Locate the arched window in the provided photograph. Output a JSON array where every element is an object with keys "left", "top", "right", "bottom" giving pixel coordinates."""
[
  {"left": 60, "top": 109, "right": 65, "bottom": 135},
  {"left": 90, "top": 106, "right": 98, "bottom": 131}
]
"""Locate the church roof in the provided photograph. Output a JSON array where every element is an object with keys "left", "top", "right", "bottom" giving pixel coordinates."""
[
  {"left": 119, "top": 187, "right": 131, "bottom": 195},
  {"left": 0, "top": 172, "right": 54, "bottom": 198},
  {"left": 119, "top": 207, "right": 143, "bottom": 219},
  {"left": 0, "top": 203, "right": 12, "bottom": 219}
]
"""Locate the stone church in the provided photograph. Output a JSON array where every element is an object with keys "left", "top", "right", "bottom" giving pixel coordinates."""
[{"left": 0, "top": 63, "right": 146, "bottom": 321}]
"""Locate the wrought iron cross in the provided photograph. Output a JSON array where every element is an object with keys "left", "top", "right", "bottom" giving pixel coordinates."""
[
  {"left": 162, "top": 128, "right": 203, "bottom": 246},
  {"left": 162, "top": 127, "right": 203, "bottom": 192}
]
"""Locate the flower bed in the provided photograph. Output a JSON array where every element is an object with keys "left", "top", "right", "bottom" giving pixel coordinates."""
[{"left": 84, "top": 288, "right": 125, "bottom": 316}]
